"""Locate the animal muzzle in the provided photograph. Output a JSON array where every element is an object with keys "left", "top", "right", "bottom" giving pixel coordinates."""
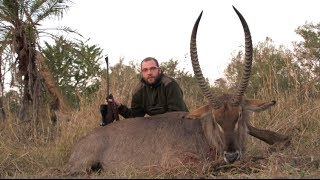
[{"left": 223, "top": 150, "right": 241, "bottom": 163}]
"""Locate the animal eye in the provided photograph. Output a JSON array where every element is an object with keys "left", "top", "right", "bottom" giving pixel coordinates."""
[
  {"left": 234, "top": 120, "right": 239, "bottom": 131},
  {"left": 234, "top": 112, "right": 242, "bottom": 131},
  {"left": 217, "top": 123, "right": 224, "bottom": 133}
]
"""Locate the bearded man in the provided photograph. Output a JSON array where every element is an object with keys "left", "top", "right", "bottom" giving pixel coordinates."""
[{"left": 100, "top": 57, "right": 189, "bottom": 126}]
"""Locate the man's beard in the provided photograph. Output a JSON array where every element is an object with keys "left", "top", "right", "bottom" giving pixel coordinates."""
[{"left": 143, "top": 73, "right": 162, "bottom": 86}]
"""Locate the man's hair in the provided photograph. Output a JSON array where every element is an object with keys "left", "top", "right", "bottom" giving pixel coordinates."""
[{"left": 140, "top": 57, "right": 160, "bottom": 68}]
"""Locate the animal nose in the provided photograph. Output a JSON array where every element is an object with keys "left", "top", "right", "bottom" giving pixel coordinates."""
[{"left": 223, "top": 150, "right": 240, "bottom": 163}]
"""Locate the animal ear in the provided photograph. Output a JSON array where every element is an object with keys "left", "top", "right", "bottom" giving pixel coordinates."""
[
  {"left": 244, "top": 99, "right": 276, "bottom": 112},
  {"left": 186, "top": 104, "right": 211, "bottom": 119}
]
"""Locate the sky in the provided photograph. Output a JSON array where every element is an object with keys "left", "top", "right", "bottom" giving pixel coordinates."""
[{"left": 43, "top": 0, "right": 320, "bottom": 84}]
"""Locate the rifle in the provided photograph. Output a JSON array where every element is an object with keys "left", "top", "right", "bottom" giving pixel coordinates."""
[{"left": 105, "top": 55, "right": 119, "bottom": 124}]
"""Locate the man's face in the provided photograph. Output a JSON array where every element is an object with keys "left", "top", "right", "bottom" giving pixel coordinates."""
[{"left": 141, "top": 60, "right": 161, "bottom": 85}]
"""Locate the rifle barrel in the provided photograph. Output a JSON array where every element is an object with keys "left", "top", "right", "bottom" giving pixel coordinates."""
[{"left": 105, "top": 56, "right": 109, "bottom": 98}]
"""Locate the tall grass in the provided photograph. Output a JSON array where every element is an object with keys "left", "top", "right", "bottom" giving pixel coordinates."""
[{"left": 0, "top": 75, "right": 319, "bottom": 178}]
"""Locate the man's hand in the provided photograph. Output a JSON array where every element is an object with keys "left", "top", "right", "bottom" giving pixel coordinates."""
[{"left": 106, "top": 97, "right": 121, "bottom": 107}]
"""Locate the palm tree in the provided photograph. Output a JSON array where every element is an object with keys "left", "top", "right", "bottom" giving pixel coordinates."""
[{"left": 0, "top": 0, "right": 71, "bottom": 121}]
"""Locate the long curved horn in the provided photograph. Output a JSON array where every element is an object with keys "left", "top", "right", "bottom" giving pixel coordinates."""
[
  {"left": 190, "top": 11, "right": 221, "bottom": 109},
  {"left": 232, "top": 6, "right": 253, "bottom": 105}
]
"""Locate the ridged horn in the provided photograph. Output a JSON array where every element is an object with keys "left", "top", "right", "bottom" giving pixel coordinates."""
[
  {"left": 190, "top": 11, "right": 221, "bottom": 109},
  {"left": 232, "top": 6, "right": 253, "bottom": 106}
]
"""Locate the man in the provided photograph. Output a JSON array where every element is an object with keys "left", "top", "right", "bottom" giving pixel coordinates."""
[{"left": 100, "top": 57, "right": 189, "bottom": 126}]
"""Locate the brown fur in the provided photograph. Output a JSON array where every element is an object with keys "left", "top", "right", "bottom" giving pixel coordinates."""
[
  {"left": 67, "top": 112, "right": 213, "bottom": 174},
  {"left": 67, "top": 94, "right": 288, "bottom": 174}
]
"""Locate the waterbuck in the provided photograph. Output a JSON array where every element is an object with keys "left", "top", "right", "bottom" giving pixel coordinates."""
[{"left": 67, "top": 6, "right": 289, "bottom": 174}]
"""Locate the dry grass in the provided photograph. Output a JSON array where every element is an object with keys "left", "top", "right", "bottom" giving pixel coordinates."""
[{"left": 0, "top": 85, "right": 319, "bottom": 178}]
